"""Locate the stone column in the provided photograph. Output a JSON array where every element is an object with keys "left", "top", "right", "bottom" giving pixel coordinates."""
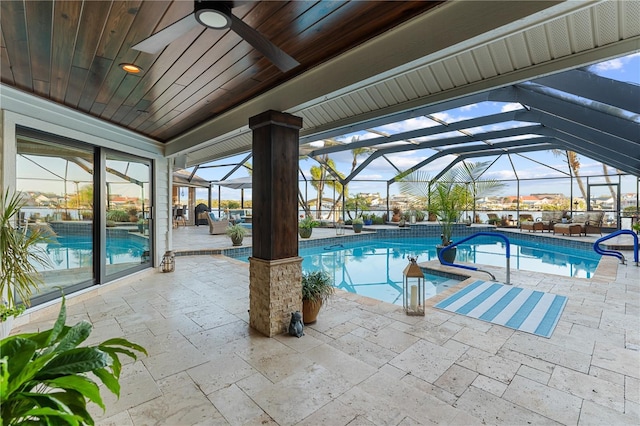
[{"left": 248, "top": 110, "right": 303, "bottom": 337}]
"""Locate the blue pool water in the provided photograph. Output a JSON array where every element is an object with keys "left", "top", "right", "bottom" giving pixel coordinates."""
[{"left": 233, "top": 236, "right": 601, "bottom": 306}]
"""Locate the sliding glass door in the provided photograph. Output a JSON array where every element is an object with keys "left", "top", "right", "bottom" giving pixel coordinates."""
[
  {"left": 16, "top": 129, "right": 153, "bottom": 305},
  {"left": 105, "top": 152, "right": 152, "bottom": 278}
]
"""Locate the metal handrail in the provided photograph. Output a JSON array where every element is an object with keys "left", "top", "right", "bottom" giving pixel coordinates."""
[
  {"left": 593, "top": 230, "right": 639, "bottom": 266},
  {"left": 438, "top": 232, "right": 511, "bottom": 285}
]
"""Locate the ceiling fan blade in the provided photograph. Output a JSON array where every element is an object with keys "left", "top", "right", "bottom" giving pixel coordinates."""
[
  {"left": 132, "top": 13, "right": 200, "bottom": 54},
  {"left": 228, "top": 13, "right": 299, "bottom": 72}
]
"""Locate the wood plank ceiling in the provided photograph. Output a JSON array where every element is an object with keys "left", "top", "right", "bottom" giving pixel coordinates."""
[{"left": 0, "top": 0, "right": 443, "bottom": 142}]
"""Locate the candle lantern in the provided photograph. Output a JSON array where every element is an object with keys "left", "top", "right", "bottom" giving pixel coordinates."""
[
  {"left": 336, "top": 219, "right": 345, "bottom": 236},
  {"left": 403, "top": 256, "right": 425, "bottom": 316},
  {"left": 160, "top": 250, "right": 175, "bottom": 273}
]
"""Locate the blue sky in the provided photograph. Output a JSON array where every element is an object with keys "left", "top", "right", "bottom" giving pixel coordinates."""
[{"left": 194, "top": 52, "right": 639, "bottom": 202}]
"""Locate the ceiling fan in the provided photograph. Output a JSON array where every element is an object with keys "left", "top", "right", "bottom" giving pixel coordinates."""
[{"left": 132, "top": 1, "right": 300, "bottom": 72}]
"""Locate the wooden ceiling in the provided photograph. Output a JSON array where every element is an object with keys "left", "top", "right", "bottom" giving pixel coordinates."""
[{"left": 0, "top": 0, "right": 443, "bottom": 142}]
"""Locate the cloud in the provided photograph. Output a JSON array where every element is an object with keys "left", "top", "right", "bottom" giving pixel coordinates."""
[
  {"left": 501, "top": 103, "right": 523, "bottom": 112},
  {"left": 592, "top": 58, "right": 624, "bottom": 71},
  {"left": 460, "top": 103, "right": 479, "bottom": 111}
]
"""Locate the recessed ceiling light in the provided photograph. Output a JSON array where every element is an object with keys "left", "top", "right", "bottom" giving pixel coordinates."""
[{"left": 120, "top": 63, "right": 143, "bottom": 73}]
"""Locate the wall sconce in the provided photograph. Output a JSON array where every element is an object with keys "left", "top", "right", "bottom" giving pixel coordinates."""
[{"left": 403, "top": 256, "right": 425, "bottom": 316}]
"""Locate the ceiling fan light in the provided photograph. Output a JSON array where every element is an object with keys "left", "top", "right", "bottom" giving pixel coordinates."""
[{"left": 195, "top": 4, "right": 231, "bottom": 29}]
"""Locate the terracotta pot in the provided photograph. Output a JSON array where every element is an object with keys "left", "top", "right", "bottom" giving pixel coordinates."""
[{"left": 302, "top": 299, "right": 322, "bottom": 324}]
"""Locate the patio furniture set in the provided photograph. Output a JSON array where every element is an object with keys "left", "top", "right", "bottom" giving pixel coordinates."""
[{"left": 520, "top": 211, "right": 604, "bottom": 236}]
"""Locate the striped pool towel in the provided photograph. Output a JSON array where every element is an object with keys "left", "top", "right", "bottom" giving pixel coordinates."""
[{"left": 434, "top": 280, "right": 567, "bottom": 338}]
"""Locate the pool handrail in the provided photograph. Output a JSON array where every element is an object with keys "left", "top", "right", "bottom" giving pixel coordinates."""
[
  {"left": 593, "top": 230, "right": 639, "bottom": 266},
  {"left": 438, "top": 232, "right": 511, "bottom": 285}
]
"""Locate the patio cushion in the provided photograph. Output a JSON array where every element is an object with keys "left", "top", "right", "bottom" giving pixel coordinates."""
[{"left": 208, "top": 212, "right": 219, "bottom": 222}]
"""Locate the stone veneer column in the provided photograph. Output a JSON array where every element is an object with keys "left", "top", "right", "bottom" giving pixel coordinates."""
[{"left": 248, "top": 110, "right": 303, "bottom": 337}]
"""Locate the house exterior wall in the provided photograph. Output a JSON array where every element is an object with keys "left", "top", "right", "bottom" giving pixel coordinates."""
[{"left": 0, "top": 84, "right": 171, "bottom": 275}]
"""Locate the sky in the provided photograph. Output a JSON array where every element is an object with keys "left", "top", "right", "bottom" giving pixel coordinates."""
[{"left": 189, "top": 52, "right": 640, "bottom": 202}]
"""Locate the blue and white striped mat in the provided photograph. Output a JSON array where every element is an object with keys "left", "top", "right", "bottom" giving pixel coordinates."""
[{"left": 434, "top": 280, "right": 567, "bottom": 338}]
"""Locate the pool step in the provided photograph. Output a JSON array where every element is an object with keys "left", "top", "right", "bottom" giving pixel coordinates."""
[{"left": 439, "top": 278, "right": 462, "bottom": 289}]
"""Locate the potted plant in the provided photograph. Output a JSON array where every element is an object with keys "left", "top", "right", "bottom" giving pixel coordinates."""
[
  {"left": 226, "top": 223, "right": 247, "bottom": 246},
  {"left": 0, "top": 293, "right": 147, "bottom": 424},
  {"left": 633, "top": 221, "right": 640, "bottom": 235},
  {"left": 391, "top": 207, "right": 402, "bottom": 222},
  {"left": 298, "top": 215, "right": 319, "bottom": 238},
  {"left": 352, "top": 216, "right": 364, "bottom": 233},
  {"left": 398, "top": 161, "right": 505, "bottom": 264},
  {"left": 0, "top": 189, "right": 52, "bottom": 337},
  {"left": 301, "top": 271, "right": 335, "bottom": 324}
]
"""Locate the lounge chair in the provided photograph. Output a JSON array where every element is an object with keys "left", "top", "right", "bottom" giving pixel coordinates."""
[
  {"left": 519, "top": 214, "right": 544, "bottom": 232},
  {"left": 568, "top": 211, "right": 604, "bottom": 235},
  {"left": 206, "top": 212, "right": 230, "bottom": 235},
  {"left": 523, "top": 210, "right": 566, "bottom": 232}
]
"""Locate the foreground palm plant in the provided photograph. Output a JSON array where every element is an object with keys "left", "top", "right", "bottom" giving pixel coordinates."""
[
  {"left": 0, "top": 294, "right": 147, "bottom": 425},
  {"left": 0, "top": 189, "right": 52, "bottom": 322}
]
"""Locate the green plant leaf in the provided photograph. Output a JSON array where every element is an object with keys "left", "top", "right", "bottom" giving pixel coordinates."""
[
  {"left": 93, "top": 367, "right": 120, "bottom": 397},
  {"left": 0, "top": 337, "right": 37, "bottom": 380},
  {"left": 13, "top": 406, "right": 82, "bottom": 426},
  {"left": 100, "top": 338, "right": 148, "bottom": 356},
  {"left": 45, "top": 375, "right": 105, "bottom": 411},
  {"left": 35, "top": 348, "right": 110, "bottom": 379},
  {"left": 4, "top": 351, "right": 56, "bottom": 398},
  {"left": 45, "top": 294, "right": 67, "bottom": 347},
  {"left": 48, "top": 390, "right": 94, "bottom": 425},
  {"left": 54, "top": 321, "right": 92, "bottom": 353}
]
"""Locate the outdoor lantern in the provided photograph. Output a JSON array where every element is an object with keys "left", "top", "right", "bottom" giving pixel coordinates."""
[
  {"left": 403, "top": 256, "right": 425, "bottom": 316},
  {"left": 336, "top": 219, "right": 345, "bottom": 235},
  {"left": 160, "top": 250, "right": 175, "bottom": 273}
]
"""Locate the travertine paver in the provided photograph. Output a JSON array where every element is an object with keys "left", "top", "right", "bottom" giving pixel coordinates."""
[
  {"left": 548, "top": 365, "right": 625, "bottom": 412},
  {"left": 9, "top": 227, "right": 639, "bottom": 425}
]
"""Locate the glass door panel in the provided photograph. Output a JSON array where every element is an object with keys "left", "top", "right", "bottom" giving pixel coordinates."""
[
  {"left": 105, "top": 154, "right": 151, "bottom": 277},
  {"left": 16, "top": 137, "right": 94, "bottom": 300}
]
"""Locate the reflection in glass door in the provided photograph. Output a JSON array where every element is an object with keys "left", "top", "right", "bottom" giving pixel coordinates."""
[
  {"left": 105, "top": 153, "right": 151, "bottom": 278},
  {"left": 17, "top": 137, "right": 95, "bottom": 301}
]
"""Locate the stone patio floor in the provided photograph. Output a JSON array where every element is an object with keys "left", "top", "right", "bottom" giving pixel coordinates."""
[{"left": 12, "top": 225, "right": 640, "bottom": 425}]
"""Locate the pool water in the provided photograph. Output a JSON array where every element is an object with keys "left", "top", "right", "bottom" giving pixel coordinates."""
[
  {"left": 301, "top": 243, "right": 461, "bottom": 306},
  {"left": 296, "top": 236, "right": 600, "bottom": 305}
]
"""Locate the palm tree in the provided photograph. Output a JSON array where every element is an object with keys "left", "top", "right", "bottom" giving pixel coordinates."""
[
  {"left": 329, "top": 139, "right": 371, "bottom": 219},
  {"left": 398, "top": 161, "right": 505, "bottom": 244},
  {"left": 554, "top": 150, "right": 587, "bottom": 202},
  {"left": 310, "top": 155, "right": 344, "bottom": 219}
]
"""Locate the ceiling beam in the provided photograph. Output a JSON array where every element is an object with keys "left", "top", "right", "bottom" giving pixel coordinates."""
[
  {"left": 512, "top": 85, "right": 639, "bottom": 143},
  {"left": 531, "top": 68, "right": 640, "bottom": 114},
  {"left": 307, "top": 109, "right": 534, "bottom": 156}
]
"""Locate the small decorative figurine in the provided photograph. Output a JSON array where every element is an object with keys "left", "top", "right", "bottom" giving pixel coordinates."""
[{"left": 288, "top": 311, "right": 304, "bottom": 338}]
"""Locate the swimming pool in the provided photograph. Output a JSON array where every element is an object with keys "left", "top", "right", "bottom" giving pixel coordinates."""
[{"left": 232, "top": 234, "right": 601, "bottom": 305}]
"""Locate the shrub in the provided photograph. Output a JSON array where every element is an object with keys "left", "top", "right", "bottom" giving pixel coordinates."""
[{"left": 106, "top": 209, "right": 129, "bottom": 222}]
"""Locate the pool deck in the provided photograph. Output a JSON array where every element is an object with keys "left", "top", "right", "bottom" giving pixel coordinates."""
[{"left": 12, "top": 224, "right": 639, "bottom": 425}]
